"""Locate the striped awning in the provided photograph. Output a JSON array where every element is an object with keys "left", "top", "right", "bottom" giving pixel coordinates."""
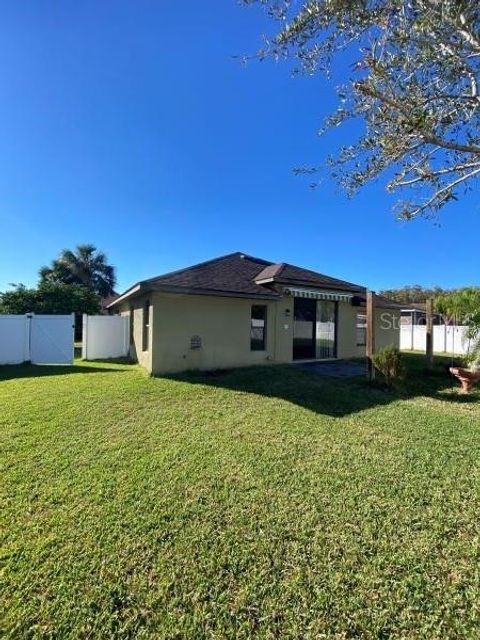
[{"left": 284, "top": 287, "right": 353, "bottom": 303}]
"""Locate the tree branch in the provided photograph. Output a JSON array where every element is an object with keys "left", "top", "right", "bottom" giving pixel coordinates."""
[
  {"left": 408, "top": 166, "right": 480, "bottom": 218},
  {"left": 395, "top": 161, "right": 480, "bottom": 187},
  {"left": 457, "top": 13, "right": 480, "bottom": 52},
  {"left": 358, "top": 84, "right": 480, "bottom": 155}
]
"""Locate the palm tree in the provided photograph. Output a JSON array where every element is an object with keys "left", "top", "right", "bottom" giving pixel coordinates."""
[{"left": 39, "top": 244, "right": 116, "bottom": 297}]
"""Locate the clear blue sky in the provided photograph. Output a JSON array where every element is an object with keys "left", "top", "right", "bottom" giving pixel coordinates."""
[{"left": 0, "top": 1, "right": 478, "bottom": 294}]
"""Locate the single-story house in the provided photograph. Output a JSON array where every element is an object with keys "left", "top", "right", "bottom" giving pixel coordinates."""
[{"left": 109, "top": 252, "right": 401, "bottom": 375}]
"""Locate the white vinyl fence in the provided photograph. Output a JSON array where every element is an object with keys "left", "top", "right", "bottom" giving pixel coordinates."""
[
  {"left": 0, "top": 315, "right": 30, "bottom": 364},
  {"left": 400, "top": 324, "right": 472, "bottom": 355},
  {"left": 82, "top": 314, "right": 129, "bottom": 360},
  {"left": 0, "top": 314, "right": 74, "bottom": 365}
]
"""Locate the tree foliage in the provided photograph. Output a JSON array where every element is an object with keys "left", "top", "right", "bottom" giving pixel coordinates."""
[
  {"left": 379, "top": 284, "right": 450, "bottom": 304},
  {"left": 0, "top": 282, "right": 101, "bottom": 316},
  {"left": 244, "top": 0, "right": 480, "bottom": 219},
  {"left": 39, "top": 244, "right": 116, "bottom": 297},
  {"left": 436, "top": 287, "right": 480, "bottom": 364},
  {"left": 435, "top": 286, "right": 480, "bottom": 325}
]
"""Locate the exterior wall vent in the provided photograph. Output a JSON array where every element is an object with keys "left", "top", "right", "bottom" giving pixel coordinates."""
[{"left": 190, "top": 335, "right": 202, "bottom": 350}]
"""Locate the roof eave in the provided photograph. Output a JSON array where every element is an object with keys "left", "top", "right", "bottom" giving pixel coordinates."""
[
  {"left": 149, "top": 284, "right": 280, "bottom": 300},
  {"left": 275, "top": 277, "right": 364, "bottom": 294},
  {"left": 107, "top": 283, "right": 142, "bottom": 308},
  {"left": 354, "top": 298, "right": 403, "bottom": 310},
  {"left": 109, "top": 282, "right": 280, "bottom": 306}
]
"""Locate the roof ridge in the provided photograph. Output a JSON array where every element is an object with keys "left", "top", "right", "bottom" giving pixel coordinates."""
[
  {"left": 237, "top": 253, "right": 273, "bottom": 266},
  {"left": 276, "top": 262, "right": 286, "bottom": 277},
  {"left": 279, "top": 262, "right": 363, "bottom": 290}
]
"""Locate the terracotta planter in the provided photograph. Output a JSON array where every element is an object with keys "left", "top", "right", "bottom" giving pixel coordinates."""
[{"left": 449, "top": 367, "right": 480, "bottom": 394}]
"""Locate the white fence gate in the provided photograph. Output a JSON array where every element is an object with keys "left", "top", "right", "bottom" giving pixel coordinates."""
[
  {"left": 400, "top": 324, "right": 472, "bottom": 356},
  {"left": 0, "top": 314, "right": 74, "bottom": 365},
  {"left": 82, "top": 314, "right": 129, "bottom": 360},
  {"left": 30, "top": 315, "right": 75, "bottom": 364}
]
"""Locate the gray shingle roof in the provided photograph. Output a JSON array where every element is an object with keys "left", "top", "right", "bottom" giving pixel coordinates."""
[
  {"left": 111, "top": 252, "right": 401, "bottom": 309},
  {"left": 142, "top": 252, "right": 278, "bottom": 297},
  {"left": 256, "top": 262, "right": 364, "bottom": 293}
]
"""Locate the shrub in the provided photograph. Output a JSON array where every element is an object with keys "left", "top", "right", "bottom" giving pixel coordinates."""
[
  {"left": 465, "top": 335, "right": 480, "bottom": 371},
  {"left": 372, "top": 346, "right": 405, "bottom": 388}
]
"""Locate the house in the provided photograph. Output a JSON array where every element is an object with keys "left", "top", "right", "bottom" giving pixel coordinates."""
[
  {"left": 100, "top": 292, "right": 119, "bottom": 315},
  {"left": 401, "top": 303, "right": 445, "bottom": 326},
  {"left": 109, "top": 252, "right": 401, "bottom": 375}
]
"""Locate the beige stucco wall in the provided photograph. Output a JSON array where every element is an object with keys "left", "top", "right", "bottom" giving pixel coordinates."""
[
  {"left": 119, "top": 297, "right": 153, "bottom": 371},
  {"left": 272, "top": 295, "right": 295, "bottom": 364},
  {"left": 118, "top": 292, "right": 400, "bottom": 375},
  {"left": 375, "top": 308, "right": 401, "bottom": 351},
  {"left": 337, "top": 304, "right": 400, "bottom": 359},
  {"left": 150, "top": 292, "right": 282, "bottom": 374},
  {"left": 336, "top": 302, "right": 360, "bottom": 359}
]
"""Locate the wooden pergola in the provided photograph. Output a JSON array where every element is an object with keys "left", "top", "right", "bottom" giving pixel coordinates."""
[{"left": 365, "top": 292, "right": 434, "bottom": 381}]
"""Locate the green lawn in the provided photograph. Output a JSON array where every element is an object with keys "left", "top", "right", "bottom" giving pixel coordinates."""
[{"left": 1, "top": 355, "right": 479, "bottom": 639}]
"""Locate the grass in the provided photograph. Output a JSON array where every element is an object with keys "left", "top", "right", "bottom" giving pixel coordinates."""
[{"left": 1, "top": 354, "right": 479, "bottom": 639}]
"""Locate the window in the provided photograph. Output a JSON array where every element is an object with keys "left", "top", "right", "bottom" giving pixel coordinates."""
[
  {"left": 251, "top": 305, "right": 267, "bottom": 351},
  {"left": 142, "top": 300, "right": 150, "bottom": 352},
  {"left": 356, "top": 313, "right": 367, "bottom": 346}
]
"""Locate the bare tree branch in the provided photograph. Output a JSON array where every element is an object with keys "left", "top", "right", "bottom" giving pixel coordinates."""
[
  {"left": 407, "top": 166, "right": 480, "bottom": 217},
  {"left": 395, "top": 161, "right": 480, "bottom": 187}
]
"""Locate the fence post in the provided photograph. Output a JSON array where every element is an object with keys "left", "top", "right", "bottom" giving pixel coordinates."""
[
  {"left": 426, "top": 298, "right": 434, "bottom": 371},
  {"left": 25, "top": 313, "right": 32, "bottom": 363},
  {"left": 71, "top": 313, "right": 76, "bottom": 362},
  {"left": 82, "top": 314, "right": 88, "bottom": 360},
  {"left": 410, "top": 311, "right": 414, "bottom": 350}
]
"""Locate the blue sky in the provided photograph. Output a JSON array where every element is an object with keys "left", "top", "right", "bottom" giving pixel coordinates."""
[{"left": 0, "top": 1, "right": 478, "bottom": 294}]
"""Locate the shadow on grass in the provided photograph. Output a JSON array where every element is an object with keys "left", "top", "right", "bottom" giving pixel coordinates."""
[
  {"left": 169, "top": 354, "right": 478, "bottom": 418},
  {"left": 0, "top": 363, "right": 125, "bottom": 381}
]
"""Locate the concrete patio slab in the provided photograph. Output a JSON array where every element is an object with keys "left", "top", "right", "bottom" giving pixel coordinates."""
[{"left": 296, "top": 360, "right": 367, "bottom": 378}]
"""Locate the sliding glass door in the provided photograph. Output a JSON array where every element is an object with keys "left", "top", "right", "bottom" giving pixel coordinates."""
[
  {"left": 316, "top": 300, "right": 337, "bottom": 359},
  {"left": 293, "top": 298, "right": 316, "bottom": 360},
  {"left": 293, "top": 297, "right": 337, "bottom": 360}
]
